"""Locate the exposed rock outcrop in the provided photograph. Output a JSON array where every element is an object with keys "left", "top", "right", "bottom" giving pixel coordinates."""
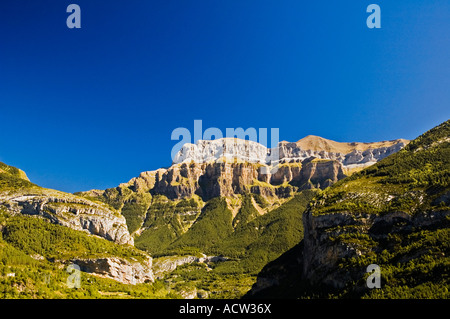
[
  {"left": 0, "top": 192, "right": 134, "bottom": 245},
  {"left": 80, "top": 136, "right": 408, "bottom": 204},
  {"left": 152, "top": 255, "right": 227, "bottom": 278},
  {"left": 98, "top": 159, "right": 344, "bottom": 202},
  {"left": 174, "top": 138, "right": 270, "bottom": 165},
  {"left": 173, "top": 137, "right": 408, "bottom": 169},
  {"left": 122, "top": 136, "right": 406, "bottom": 201},
  {"left": 302, "top": 209, "right": 450, "bottom": 290},
  {"left": 72, "top": 256, "right": 154, "bottom": 284}
]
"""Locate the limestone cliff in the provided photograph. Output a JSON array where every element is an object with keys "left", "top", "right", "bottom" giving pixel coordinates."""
[
  {"left": 86, "top": 160, "right": 342, "bottom": 202},
  {"left": 72, "top": 256, "right": 154, "bottom": 284},
  {"left": 0, "top": 162, "right": 134, "bottom": 245},
  {"left": 82, "top": 136, "right": 407, "bottom": 203},
  {"left": 1, "top": 193, "right": 133, "bottom": 245},
  {"left": 158, "top": 136, "right": 407, "bottom": 200},
  {"left": 174, "top": 137, "right": 408, "bottom": 169}
]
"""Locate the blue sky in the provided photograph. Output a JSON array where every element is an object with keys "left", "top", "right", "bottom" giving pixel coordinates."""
[{"left": 0, "top": 0, "right": 449, "bottom": 193}]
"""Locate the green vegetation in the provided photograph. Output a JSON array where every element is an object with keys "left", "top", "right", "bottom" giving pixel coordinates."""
[
  {"left": 295, "top": 119, "right": 450, "bottom": 299},
  {"left": 0, "top": 162, "right": 28, "bottom": 180},
  {"left": 0, "top": 240, "right": 176, "bottom": 299},
  {"left": 0, "top": 171, "right": 37, "bottom": 192},
  {"left": 135, "top": 190, "right": 317, "bottom": 297},
  {"left": 137, "top": 190, "right": 316, "bottom": 273},
  {"left": 232, "top": 195, "right": 260, "bottom": 228},
  {"left": 212, "top": 190, "right": 317, "bottom": 274},
  {"left": 135, "top": 196, "right": 202, "bottom": 254},
  {"left": 0, "top": 158, "right": 318, "bottom": 299},
  {"left": 0, "top": 189, "right": 317, "bottom": 299},
  {"left": 3, "top": 120, "right": 448, "bottom": 299},
  {"left": 164, "top": 262, "right": 256, "bottom": 299},
  {"left": 0, "top": 211, "right": 177, "bottom": 299},
  {"left": 331, "top": 226, "right": 450, "bottom": 299},
  {"left": 166, "top": 197, "right": 234, "bottom": 253},
  {"left": 2, "top": 214, "right": 147, "bottom": 263},
  {"left": 252, "top": 193, "right": 270, "bottom": 208},
  {"left": 121, "top": 192, "right": 152, "bottom": 234},
  {"left": 312, "top": 120, "right": 450, "bottom": 216},
  {"left": 90, "top": 186, "right": 134, "bottom": 211}
]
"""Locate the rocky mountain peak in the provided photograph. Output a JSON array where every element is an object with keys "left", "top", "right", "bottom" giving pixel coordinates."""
[
  {"left": 86, "top": 135, "right": 409, "bottom": 204},
  {"left": 173, "top": 136, "right": 409, "bottom": 171},
  {"left": 173, "top": 137, "right": 270, "bottom": 165},
  {"left": 295, "top": 135, "right": 408, "bottom": 153}
]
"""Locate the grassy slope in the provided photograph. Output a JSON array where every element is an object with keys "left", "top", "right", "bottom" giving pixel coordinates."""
[
  {"left": 138, "top": 190, "right": 316, "bottom": 269},
  {"left": 165, "top": 197, "right": 234, "bottom": 254},
  {"left": 0, "top": 162, "right": 37, "bottom": 193},
  {"left": 1, "top": 214, "right": 146, "bottom": 262},
  {"left": 311, "top": 119, "right": 450, "bottom": 216}
]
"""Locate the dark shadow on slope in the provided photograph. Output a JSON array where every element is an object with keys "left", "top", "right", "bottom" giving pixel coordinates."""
[{"left": 243, "top": 242, "right": 306, "bottom": 299}]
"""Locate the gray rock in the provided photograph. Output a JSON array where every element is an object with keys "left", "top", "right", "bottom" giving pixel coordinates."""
[
  {"left": 72, "top": 256, "right": 154, "bottom": 284},
  {"left": 0, "top": 192, "right": 133, "bottom": 245},
  {"left": 302, "top": 208, "right": 450, "bottom": 289}
]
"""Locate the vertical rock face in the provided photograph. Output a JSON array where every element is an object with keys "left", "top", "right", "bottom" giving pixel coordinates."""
[
  {"left": 173, "top": 138, "right": 270, "bottom": 164},
  {"left": 301, "top": 209, "right": 370, "bottom": 289},
  {"left": 302, "top": 209, "right": 450, "bottom": 290},
  {"left": 296, "top": 158, "right": 346, "bottom": 189},
  {"left": 82, "top": 136, "right": 407, "bottom": 204},
  {"left": 174, "top": 137, "right": 408, "bottom": 168},
  {"left": 135, "top": 160, "right": 343, "bottom": 201},
  {"left": 198, "top": 162, "right": 260, "bottom": 200}
]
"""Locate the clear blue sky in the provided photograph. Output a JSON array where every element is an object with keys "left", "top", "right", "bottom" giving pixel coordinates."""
[{"left": 0, "top": 0, "right": 449, "bottom": 193}]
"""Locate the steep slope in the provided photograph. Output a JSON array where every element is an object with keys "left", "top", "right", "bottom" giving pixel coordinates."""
[
  {"left": 78, "top": 136, "right": 407, "bottom": 247},
  {"left": 247, "top": 120, "right": 449, "bottom": 299},
  {"left": 0, "top": 163, "right": 133, "bottom": 245},
  {"left": 300, "top": 120, "right": 450, "bottom": 298},
  {"left": 0, "top": 209, "right": 171, "bottom": 298},
  {"left": 0, "top": 161, "right": 158, "bottom": 292},
  {"left": 150, "top": 190, "right": 317, "bottom": 298},
  {"left": 214, "top": 190, "right": 317, "bottom": 274}
]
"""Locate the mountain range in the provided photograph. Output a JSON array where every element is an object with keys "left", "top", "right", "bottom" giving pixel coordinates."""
[
  {"left": 75, "top": 136, "right": 408, "bottom": 256},
  {"left": 0, "top": 122, "right": 448, "bottom": 299}
]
